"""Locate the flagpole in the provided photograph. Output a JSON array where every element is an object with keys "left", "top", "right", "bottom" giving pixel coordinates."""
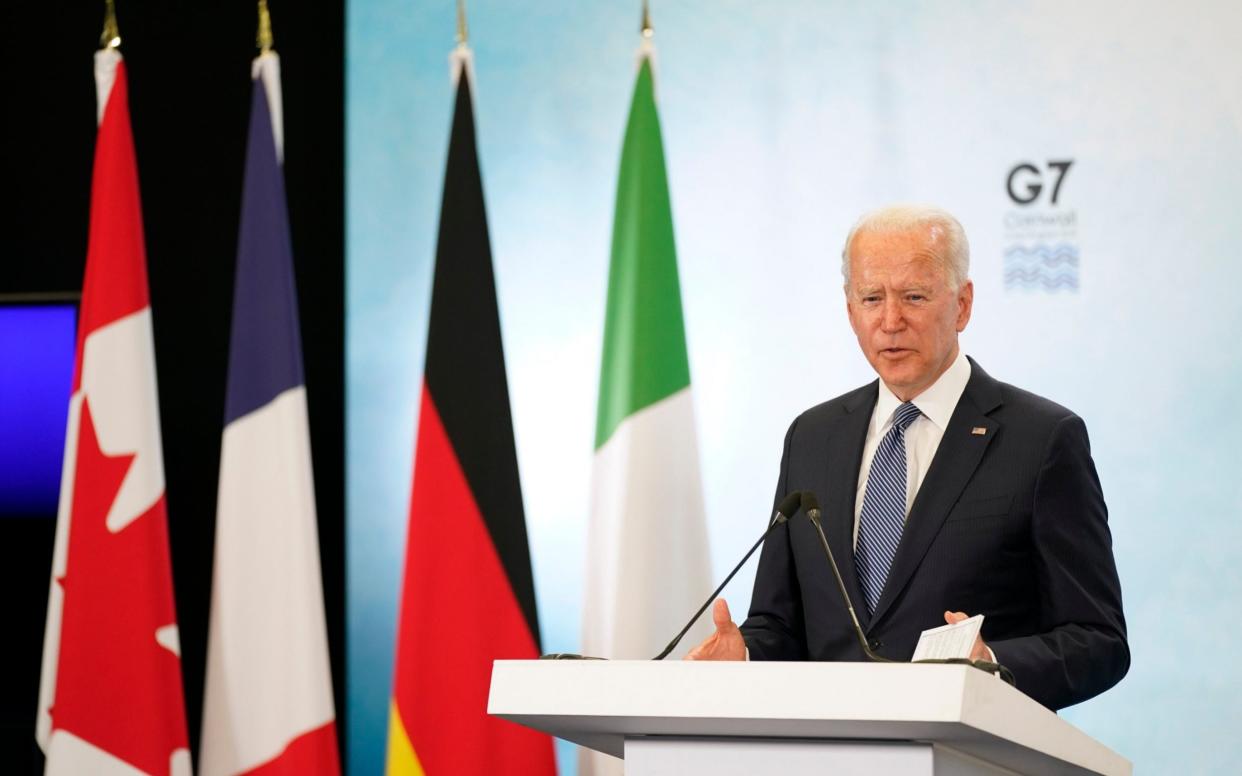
[
  {"left": 100, "top": 0, "right": 121, "bottom": 50},
  {"left": 451, "top": 0, "right": 474, "bottom": 86},
  {"left": 637, "top": 0, "right": 657, "bottom": 81},
  {"left": 94, "top": 1, "right": 124, "bottom": 124},
  {"left": 251, "top": 0, "right": 284, "bottom": 159},
  {"left": 258, "top": 0, "right": 274, "bottom": 53}
]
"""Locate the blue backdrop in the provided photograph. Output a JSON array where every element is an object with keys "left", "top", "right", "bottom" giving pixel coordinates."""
[
  {"left": 0, "top": 305, "right": 76, "bottom": 516},
  {"left": 347, "top": 2, "right": 1242, "bottom": 773}
]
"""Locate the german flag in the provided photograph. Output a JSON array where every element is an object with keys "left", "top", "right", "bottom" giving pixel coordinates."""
[{"left": 385, "top": 50, "right": 557, "bottom": 776}]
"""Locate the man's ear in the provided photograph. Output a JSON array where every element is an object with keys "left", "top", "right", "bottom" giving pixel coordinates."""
[{"left": 956, "top": 280, "right": 974, "bottom": 332}]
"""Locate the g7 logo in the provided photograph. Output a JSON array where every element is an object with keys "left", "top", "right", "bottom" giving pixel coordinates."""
[{"left": 1006, "top": 160, "right": 1073, "bottom": 206}]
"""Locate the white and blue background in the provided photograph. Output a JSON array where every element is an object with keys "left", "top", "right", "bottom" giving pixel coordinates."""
[{"left": 347, "top": 2, "right": 1242, "bottom": 773}]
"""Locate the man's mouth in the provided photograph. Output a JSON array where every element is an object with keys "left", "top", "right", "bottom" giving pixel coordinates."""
[{"left": 879, "top": 347, "right": 912, "bottom": 358}]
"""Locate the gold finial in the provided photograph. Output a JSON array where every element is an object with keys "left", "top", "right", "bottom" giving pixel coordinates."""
[
  {"left": 100, "top": 0, "right": 121, "bottom": 50},
  {"left": 456, "top": 0, "right": 469, "bottom": 45},
  {"left": 257, "top": 0, "right": 274, "bottom": 53},
  {"left": 641, "top": 0, "right": 653, "bottom": 38}
]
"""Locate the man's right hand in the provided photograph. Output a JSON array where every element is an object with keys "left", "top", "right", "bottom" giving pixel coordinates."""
[{"left": 684, "top": 599, "right": 747, "bottom": 661}]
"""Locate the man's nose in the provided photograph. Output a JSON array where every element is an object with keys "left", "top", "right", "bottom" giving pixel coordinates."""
[{"left": 880, "top": 298, "right": 904, "bottom": 332}]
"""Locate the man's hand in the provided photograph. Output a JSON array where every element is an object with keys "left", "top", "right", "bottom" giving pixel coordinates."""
[
  {"left": 685, "top": 599, "right": 747, "bottom": 661},
  {"left": 944, "top": 610, "right": 991, "bottom": 661}
]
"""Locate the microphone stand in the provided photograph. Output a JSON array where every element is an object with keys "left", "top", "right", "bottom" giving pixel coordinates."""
[
  {"left": 650, "top": 510, "right": 787, "bottom": 660},
  {"left": 805, "top": 504, "right": 894, "bottom": 663}
]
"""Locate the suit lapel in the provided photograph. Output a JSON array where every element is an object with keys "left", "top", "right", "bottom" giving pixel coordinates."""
[
  {"left": 819, "top": 383, "right": 876, "bottom": 628},
  {"left": 866, "top": 359, "right": 1003, "bottom": 628}
]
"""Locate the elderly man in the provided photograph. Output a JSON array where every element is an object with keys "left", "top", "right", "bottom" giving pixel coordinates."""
[{"left": 687, "top": 205, "right": 1128, "bottom": 710}]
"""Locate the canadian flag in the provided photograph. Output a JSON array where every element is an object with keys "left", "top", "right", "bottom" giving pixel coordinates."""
[{"left": 36, "top": 48, "right": 192, "bottom": 776}]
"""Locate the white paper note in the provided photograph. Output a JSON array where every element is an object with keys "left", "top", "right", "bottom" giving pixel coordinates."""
[{"left": 911, "top": 614, "right": 984, "bottom": 661}]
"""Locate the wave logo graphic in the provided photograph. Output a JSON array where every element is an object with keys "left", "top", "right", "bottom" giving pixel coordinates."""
[{"left": 1004, "top": 243, "right": 1079, "bottom": 292}]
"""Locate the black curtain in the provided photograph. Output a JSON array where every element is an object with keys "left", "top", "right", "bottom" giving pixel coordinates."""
[{"left": 0, "top": 1, "right": 345, "bottom": 770}]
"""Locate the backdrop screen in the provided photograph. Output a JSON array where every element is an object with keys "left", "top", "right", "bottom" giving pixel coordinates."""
[
  {"left": 347, "top": 3, "right": 1242, "bottom": 773},
  {"left": 0, "top": 303, "right": 76, "bottom": 517}
]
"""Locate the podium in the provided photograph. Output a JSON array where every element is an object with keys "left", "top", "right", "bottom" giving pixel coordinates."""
[{"left": 488, "top": 660, "right": 1130, "bottom": 775}]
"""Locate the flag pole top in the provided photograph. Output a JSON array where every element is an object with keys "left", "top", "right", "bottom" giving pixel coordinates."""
[
  {"left": 100, "top": 0, "right": 121, "bottom": 50},
  {"left": 257, "top": 0, "right": 274, "bottom": 54},
  {"left": 641, "top": 0, "right": 653, "bottom": 38},
  {"left": 456, "top": 0, "right": 469, "bottom": 46}
]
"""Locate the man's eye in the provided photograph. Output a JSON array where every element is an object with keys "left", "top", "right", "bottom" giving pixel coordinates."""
[
  {"left": 906, "top": 294, "right": 926, "bottom": 302},
  {"left": 862, "top": 296, "right": 880, "bottom": 303}
]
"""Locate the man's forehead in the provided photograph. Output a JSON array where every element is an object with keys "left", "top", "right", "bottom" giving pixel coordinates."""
[
  {"left": 852, "top": 223, "right": 940, "bottom": 260},
  {"left": 850, "top": 250, "right": 946, "bottom": 282},
  {"left": 850, "top": 226, "right": 944, "bottom": 259},
  {"left": 855, "top": 252, "right": 939, "bottom": 271}
]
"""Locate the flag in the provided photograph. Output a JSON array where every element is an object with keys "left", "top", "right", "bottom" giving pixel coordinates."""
[
  {"left": 36, "top": 48, "right": 191, "bottom": 776},
  {"left": 579, "top": 47, "right": 713, "bottom": 774},
  {"left": 198, "top": 52, "right": 340, "bottom": 775},
  {"left": 385, "top": 48, "right": 556, "bottom": 776}
]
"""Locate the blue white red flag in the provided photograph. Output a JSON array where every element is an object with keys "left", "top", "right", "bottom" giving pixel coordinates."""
[{"left": 198, "top": 52, "right": 340, "bottom": 776}]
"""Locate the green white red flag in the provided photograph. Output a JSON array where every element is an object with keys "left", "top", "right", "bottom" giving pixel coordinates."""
[{"left": 579, "top": 43, "right": 713, "bottom": 776}]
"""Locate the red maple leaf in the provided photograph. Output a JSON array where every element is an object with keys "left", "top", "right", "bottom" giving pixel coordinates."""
[{"left": 50, "top": 397, "right": 188, "bottom": 775}]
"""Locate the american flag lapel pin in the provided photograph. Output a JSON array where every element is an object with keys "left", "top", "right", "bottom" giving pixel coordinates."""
[{"left": 971, "top": 426, "right": 987, "bottom": 435}]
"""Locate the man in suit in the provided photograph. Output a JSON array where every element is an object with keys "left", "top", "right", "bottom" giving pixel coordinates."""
[{"left": 686, "top": 205, "right": 1128, "bottom": 711}]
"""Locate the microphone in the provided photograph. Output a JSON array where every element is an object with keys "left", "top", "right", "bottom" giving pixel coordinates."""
[
  {"left": 541, "top": 491, "right": 804, "bottom": 662},
  {"left": 650, "top": 490, "right": 803, "bottom": 660},
  {"left": 802, "top": 490, "right": 893, "bottom": 663},
  {"left": 802, "top": 490, "right": 1015, "bottom": 684}
]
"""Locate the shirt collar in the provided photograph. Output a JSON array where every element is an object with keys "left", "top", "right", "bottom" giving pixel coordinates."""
[{"left": 874, "top": 349, "right": 972, "bottom": 432}]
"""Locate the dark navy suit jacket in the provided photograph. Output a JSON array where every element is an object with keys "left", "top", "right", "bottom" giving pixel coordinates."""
[{"left": 739, "top": 358, "right": 1129, "bottom": 710}]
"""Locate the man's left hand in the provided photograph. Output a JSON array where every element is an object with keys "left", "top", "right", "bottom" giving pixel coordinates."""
[{"left": 944, "top": 610, "right": 991, "bottom": 661}]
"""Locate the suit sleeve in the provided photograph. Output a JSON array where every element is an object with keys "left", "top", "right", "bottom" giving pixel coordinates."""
[
  {"left": 739, "top": 417, "right": 808, "bottom": 660},
  {"left": 988, "top": 414, "right": 1130, "bottom": 709}
]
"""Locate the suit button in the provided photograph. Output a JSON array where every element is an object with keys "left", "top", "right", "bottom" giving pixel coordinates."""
[{"left": 868, "top": 639, "right": 883, "bottom": 650}]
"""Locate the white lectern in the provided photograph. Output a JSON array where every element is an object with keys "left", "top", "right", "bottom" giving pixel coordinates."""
[{"left": 488, "top": 660, "right": 1130, "bottom": 776}]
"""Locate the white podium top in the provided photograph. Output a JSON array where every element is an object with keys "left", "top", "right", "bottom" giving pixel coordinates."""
[{"left": 488, "top": 660, "right": 1130, "bottom": 776}]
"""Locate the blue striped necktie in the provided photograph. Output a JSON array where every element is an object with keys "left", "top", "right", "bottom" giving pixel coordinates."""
[{"left": 855, "top": 401, "right": 923, "bottom": 616}]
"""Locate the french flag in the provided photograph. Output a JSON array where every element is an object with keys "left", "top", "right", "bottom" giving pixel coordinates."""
[{"left": 198, "top": 51, "right": 340, "bottom": 775}]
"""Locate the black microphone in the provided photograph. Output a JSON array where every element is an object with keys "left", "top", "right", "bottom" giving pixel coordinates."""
[
  {"left": 649, "top": 490, "right": 804, "bottom": 660},
  {"left": 541, "top": 491, "right": 804, "bottom": 661},
  {"left": 802, "top": 490, "right": 894, "bottom": 663},
  {"left": 803, "top": 489, "right": 1016, "bottom": 684}
]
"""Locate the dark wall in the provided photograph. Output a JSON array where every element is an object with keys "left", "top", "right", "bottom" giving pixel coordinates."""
[{"left": 0, "top": 1, "right": 344, "bottom": 770}]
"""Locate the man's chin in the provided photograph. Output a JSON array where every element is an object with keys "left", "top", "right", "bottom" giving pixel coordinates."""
[{"left": 875, "top": 365, "right": 926, "bottom": 397}]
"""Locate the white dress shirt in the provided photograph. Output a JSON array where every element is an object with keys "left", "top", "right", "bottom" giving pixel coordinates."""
[{"left": 852, "top": 349, "right": 971, "bottom": 548}]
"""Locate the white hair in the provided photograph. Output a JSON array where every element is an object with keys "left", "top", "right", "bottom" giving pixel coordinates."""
[{"left": 841, "top": 204, "right": 970, "bottom": 291}]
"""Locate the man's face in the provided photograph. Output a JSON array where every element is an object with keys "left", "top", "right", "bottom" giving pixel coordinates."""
[{"left": 845, "top": 227, "right": 973, "bottom": 401}]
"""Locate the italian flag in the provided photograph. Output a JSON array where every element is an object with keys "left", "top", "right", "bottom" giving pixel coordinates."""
[{"left": 579, "top": 45, "right": 713, "bottom": 773}]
